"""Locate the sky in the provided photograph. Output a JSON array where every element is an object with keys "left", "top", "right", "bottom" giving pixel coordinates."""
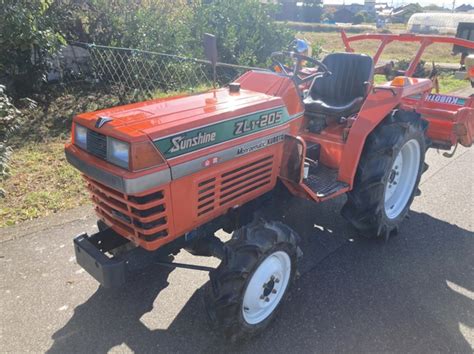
[{"left": 323, "top": 0, "right": 474, "bottom": 7}]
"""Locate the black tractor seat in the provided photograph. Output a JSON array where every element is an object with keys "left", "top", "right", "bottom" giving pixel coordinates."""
[{"left": 304, "top": 52, "right": 374, "bottom": 118}]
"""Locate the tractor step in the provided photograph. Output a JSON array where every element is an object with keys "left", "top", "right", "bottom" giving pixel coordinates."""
[{"left": 303, "top": 164, "right": 349, "bottom": 198}]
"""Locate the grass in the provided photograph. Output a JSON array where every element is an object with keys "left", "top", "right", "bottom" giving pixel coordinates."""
[
  {"left": 373, "top": 74, "right": 469, "bottom": 93},
  {"left": 0, "top": 140, "right": 89, "bottom": 227},
  {"left": 436, "top": 73, "right": 471, "bottom": 93},
  {"left": 283, "top": 21, "right": 378, "bottom": 33}
]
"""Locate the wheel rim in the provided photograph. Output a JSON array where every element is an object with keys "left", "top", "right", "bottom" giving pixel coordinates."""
[
  {"left": 384, "top": 139, "right": 421, "bottom": 219},
  {"left": 242, "top": 251, "right": 291, "bottom": 325}
]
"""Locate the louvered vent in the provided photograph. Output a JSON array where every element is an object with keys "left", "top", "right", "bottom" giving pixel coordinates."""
[
  {"left": 219, "top": 155, "right": 273, "bottom": 206},
  {"left": 196, "top": 155, "right": 274, "bottom": 217},
  {"left": 197, "top": 177, "right": 216, "bottom": 216}
]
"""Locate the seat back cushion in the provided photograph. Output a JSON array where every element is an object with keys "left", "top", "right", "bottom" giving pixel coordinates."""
[{"left": 310, "top": 53, "right": 374, "bottom": 105}]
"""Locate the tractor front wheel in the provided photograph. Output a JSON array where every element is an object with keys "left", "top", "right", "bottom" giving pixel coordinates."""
[
  {"left": 342, "top": 110, "right": 429, "bottom": 239},
  {"left": 204, "top": 220, "right": 300, "bottom": 341}
]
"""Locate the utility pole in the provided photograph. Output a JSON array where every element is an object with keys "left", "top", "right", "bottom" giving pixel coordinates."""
[{"left": 452, "top": 0, "right": 456, "bottom": 12}]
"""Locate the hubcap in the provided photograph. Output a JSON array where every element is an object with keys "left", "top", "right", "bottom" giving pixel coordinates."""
[
  {"left": 242, "top": 251, "right": 291, "bottom": 325},
  {"left": 384, "top": 139, "right": 421, "bottom": 219}
]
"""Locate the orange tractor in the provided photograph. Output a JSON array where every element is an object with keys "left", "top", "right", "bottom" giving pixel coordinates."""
[{"left": 66, "top": 33, "right": 474, "bottom": 340}]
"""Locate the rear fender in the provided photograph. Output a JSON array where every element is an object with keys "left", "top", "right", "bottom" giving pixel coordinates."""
[
  {"left": 338, "top": 88, "right": 402, "bottom": 186},
  {"left": 338, "top": 78, "right": 432, "bottom": 187}
]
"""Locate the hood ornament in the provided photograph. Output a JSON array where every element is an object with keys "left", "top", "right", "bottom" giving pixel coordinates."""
[{"left": 95, "top": 116, "right": 113, "bottom": 128}]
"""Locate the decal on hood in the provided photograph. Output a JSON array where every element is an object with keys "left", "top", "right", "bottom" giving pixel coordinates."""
[{"left": 154, "top": 107, "right": 291, "bottom": 159}]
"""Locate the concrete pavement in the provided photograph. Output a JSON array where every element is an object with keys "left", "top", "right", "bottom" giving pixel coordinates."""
[{"left": 1, "top": 144, "right": 473, "bottom": 352}]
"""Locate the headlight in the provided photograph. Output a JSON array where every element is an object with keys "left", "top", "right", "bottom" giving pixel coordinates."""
[
  {"left": 74, "top": 124, "right": 87, "bottom": 150},
  {"left": 107, "top": 137, "right": 129, "bottom": 169}
]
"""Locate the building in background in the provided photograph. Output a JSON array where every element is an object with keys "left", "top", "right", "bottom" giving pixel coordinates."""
[
  {"left": 455, "top": 4, "right": 474, "bottom": 12},
  {"left": 407, "top": 13, "right": 474, "bottom": 35}
]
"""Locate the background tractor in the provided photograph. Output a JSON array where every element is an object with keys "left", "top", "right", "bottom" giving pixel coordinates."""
[
  {"left": 453, "top": 22, "right": 474, "bottom": 87},
  {"left": 66, "top": 33, "right": 474, "bottom": 341}
]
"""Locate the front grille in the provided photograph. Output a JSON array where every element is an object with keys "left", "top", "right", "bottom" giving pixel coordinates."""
[
  {"left": 84, "top": 176, "right": 170, "bottom": 250},
  {"left": 87, "top": 129, "right": 107, "bottom": 160}
]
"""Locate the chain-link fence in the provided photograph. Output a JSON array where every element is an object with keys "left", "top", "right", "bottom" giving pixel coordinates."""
[
  {"left": 51, "top": 43, "right": 265, "bottom": 97},
  {"left": 89, "top": 45, "right": 213, "bottom": 94}
]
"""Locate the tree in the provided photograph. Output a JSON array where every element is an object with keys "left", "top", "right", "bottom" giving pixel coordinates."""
[
  {"left": 0, "top": 0, "right": 295, "bottom": 96},
  {"left": 0, "top": 0, "right": 65, "bottom": 95},
  {"left": 321, "top": 5, "right": 337, "bottom": 22},
  {"left": 394, "top": 3, "right": 423, "bottom": 24},
  {"left": 423, "top": 4, "right": 446, "bottom": 11},
  {"left": 0, "top": 85, "right": 20, "bottom": 191},
  {"left": 191, "top": 0, "right": 294, "bottom": 66},
  {"left": 353, "top": 11, "right": 367, "bottom": 24},
  {"left": 301, "top": 0, "right": 323, "bottom": 23}
]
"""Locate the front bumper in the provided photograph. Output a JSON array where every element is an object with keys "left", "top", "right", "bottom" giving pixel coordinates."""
[
  {"left": 73, "top": 227, "right": 185, "bottom": 287},
  {"left": 73, "top": 228, "right": 129, "bottom": 288}
]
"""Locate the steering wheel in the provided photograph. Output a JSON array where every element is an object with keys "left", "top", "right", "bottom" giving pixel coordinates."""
[{"left": 270, "top": 51, "right": 332, "bottom": 85}]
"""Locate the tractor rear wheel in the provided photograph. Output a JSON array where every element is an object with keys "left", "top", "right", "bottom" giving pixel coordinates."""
[
  {"left": 204, "top": 220, "right": 300, "bottom": 341},
  {"left": 342, "top": 110, "right": 429, "bottom": 239}
]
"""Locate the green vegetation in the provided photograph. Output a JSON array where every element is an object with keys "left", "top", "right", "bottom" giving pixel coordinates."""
[
  {"left": 395, "top": 3, "right": 422, "bottom": 24},
  {"left": 374, "top": 75, "right": 388, "bottom": 85},
  {"left": 353, "top": 11, "right": 375, "bottom": 25},
  {"left": 0, "top": 0, "right": 65, "bottom": 96},
  {"left": 436, "top": 74, "right": 470, "bottom": 94},
  {"left": 374, "top": 74, "right": 470, "bottom": 94},
  {"left": 0, "top": 86, "right": 21, "bottom": 193},
  {"left": 0, "top": 140, "right": 89, "bottom": 227},
  {"left": 284, "top": 22, "right": 377, "bottom": 33},
  {"left": 2, "top": 0, "right": 293, "bottom": 97},
  {"left": 192, "top": 1, "right": 293, "bottom": 67}
]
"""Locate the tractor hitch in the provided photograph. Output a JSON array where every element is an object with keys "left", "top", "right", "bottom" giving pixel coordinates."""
[
  {"left": 73, "top": 227, "right": 222, "bottom": 288},
  {"left": 74, "top": 229, "right": 128, "bottom": 288}
]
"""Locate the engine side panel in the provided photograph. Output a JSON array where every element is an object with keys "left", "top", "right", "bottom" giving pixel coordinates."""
[{"left": 170, "top": 143, "right": 284, "bottom": 239}]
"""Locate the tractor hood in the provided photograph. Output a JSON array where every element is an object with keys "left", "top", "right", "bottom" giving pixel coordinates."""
[{"left": 74, "top": 87, "right": 286, "bottom": 144}]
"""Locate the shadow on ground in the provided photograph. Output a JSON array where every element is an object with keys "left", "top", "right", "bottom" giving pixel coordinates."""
[{"left": 47, "top": 196, "right": 474, "bottom": 353}]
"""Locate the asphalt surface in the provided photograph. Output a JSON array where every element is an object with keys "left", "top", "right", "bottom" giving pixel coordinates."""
[{"left": 1, "top": 128, "right": 474, "bottom": 352}]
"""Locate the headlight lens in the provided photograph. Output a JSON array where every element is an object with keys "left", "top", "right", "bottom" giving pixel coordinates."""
[
  {"left": 74, "top": 124, "right": 87, "bottom": 149},
  {"left": 107, "top": 137, "right": 129, "bottom": 169}
]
